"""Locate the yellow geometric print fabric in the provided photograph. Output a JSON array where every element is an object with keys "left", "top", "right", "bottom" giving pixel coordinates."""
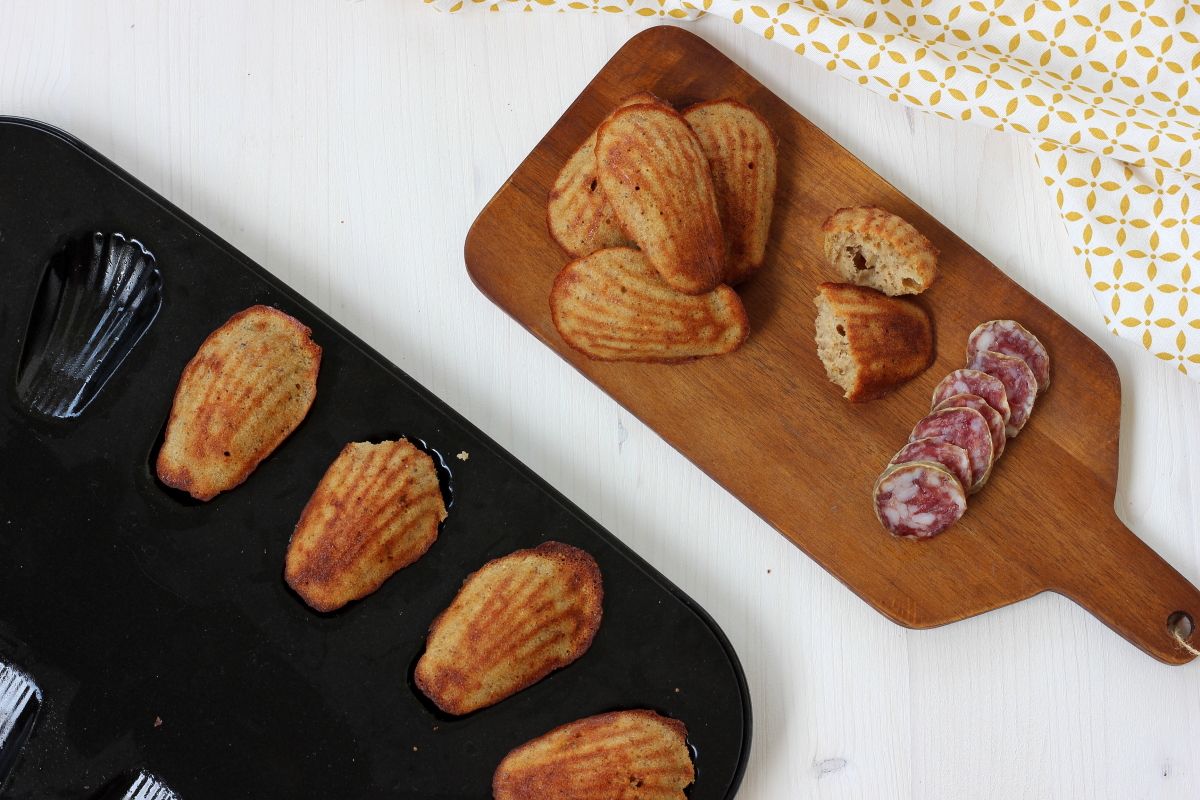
[{"left": 427, "top": 0, "right": 1200, "bottom": 376}]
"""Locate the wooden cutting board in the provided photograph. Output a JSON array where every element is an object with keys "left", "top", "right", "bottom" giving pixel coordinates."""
[{"left": 464, "top": 25, "right": 1200, "bottom": 664}]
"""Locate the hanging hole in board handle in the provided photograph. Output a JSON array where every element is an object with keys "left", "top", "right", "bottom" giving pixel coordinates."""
[{"left": 1167, "top": 611, "right": 1199, "bottom": 657}]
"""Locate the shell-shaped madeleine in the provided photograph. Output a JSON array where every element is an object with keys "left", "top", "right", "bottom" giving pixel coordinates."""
[
  {"left": 596, "top": 104, "right": 724, "bottom": 295},
  {"left": 550, "top": 247, "right": 749, "bottom": 363},
  {"left": 414, "top": 542, "right": 603, "bottom": 715},
  {"left": 493, "top": 710, "right": 695, "bottom": 800},
  {"left": 156, "top": 305, "right": 320, "bottom": 501},
  {"left": 284, "top": 439, "right": 448, "bottom": 612},
  {"left": 683, "top": 99, "right": 778, "bottom": 285},
  {"left": 547, "top": 92, "right": 667, "bottom": 258}
]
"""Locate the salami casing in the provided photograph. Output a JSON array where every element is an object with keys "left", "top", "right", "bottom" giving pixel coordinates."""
[
  {"left": 968, "top": 349, "right": 1037, "bottom": 437},
  {"left": 967, "top": 319, "right": 1050, "bottom": 391},
  {"left": 873, "top": 461, "right": 967, "bottom": 539},
  {"left": 933, "top": 393, "right": 1006, "bottom": 460},
  {"left": 890, "top": 438, "right": 972, "bottom": 491},
  {"left": 909, "top": 407, "right": 994, "bottom": 492},
  {"left": 930, "top": 368, "right": 1011, "bottom": 427}
]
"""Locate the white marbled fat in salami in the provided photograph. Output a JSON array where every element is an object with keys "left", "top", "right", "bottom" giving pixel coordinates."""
[
  {"left": 930, "top": 368, "right": 1011, "bottom": 427},
  {"left": 909, "top": 407, "right": 994, "bottom": 493},
  {"left": 967, "top": 319, "right": 1050, "bottom": 391},
  {"left": 873, "top": 461, "right": 967, "bottom": 539},
  {"left": 969, "top": 349, "right": 1037, "bottom": 437},
  {"left": 890, "top": 438, "right": 972, "bottom": 491},
  {"left": 934, "top": 392, "right": 1006, "bottom": 460}
]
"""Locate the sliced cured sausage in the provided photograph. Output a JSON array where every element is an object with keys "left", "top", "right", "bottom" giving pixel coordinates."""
[
  {"left": 909, "top": 407, "right": 994, "bottom": 493},
  {"left": 933, "top": 393, "right": 1006, "bottom": 460},
  {"left": 967, "top": 319, "right": 1050, "bottom": 391},
  {"left": 873, "top": 461, "right": 967, "bottom": 539},
  {"left": 889, "top": 438, "right": 972, "bottom": 492},
  {"left": 969, "top": 349, "right": 1037, "bottom": 437},
  {"left": 930, "top": 368, "right": 1011, "bottom": 427}
]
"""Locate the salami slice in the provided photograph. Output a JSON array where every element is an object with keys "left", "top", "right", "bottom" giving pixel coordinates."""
[
  {"left": 873, "top": 461, "right": 967, "bottom": 539},
  {"left": 967, "top": 319, "right": 1050, "bottom": 391},
  {"left": 930, "top": 368, "right": 1011, "bottom": 427},
  {"left": 909, "top": 407, "right": 994, "bottom": 493},
  {"left": 933, "top": 393, "right": 1006, "bottom": 460},
  {"left": 890, "top": 438, "right": 972, "bottom": 491},
  {"left": 968, "top": 349, "right": 1037, "bottom": 437}
]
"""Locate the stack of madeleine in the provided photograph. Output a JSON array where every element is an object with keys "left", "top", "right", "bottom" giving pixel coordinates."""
[{"left": 547, "top": 92, "right": 777, "bottom": 363}]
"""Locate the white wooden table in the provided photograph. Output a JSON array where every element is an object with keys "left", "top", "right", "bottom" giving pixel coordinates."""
[{"left": 2, "top": 2, "right": 1198, "bottom": 797}]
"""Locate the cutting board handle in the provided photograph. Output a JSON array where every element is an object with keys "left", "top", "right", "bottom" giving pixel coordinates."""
[{"left": 1050, "top": 509, "right": 1200, "bottom": 665}]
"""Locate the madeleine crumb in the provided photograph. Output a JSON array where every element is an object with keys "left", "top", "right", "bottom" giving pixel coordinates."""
[{"left": 456, "top": 451, "right": 470, "bottom": 461}]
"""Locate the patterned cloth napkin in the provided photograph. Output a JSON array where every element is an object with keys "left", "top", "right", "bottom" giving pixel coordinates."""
[{"left": 428, "top": 0, "right": 1200, "bottom": 377}]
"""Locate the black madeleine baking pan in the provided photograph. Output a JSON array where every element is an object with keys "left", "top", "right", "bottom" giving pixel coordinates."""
[{"left": 0, "top": 117, "right": 751, "bottom": 799}]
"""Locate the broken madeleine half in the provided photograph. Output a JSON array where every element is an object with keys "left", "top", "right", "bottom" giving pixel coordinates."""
[
  {"left": 493, "top": 710, "right": 695, "bottom": 800},
  {"left": 415, "top": 541, "right": 602, "bottom": 715},
  {"left": 814, "top": 282, "right": 933, "bottom": 402},
  {"left": 156, "top": 305, "right": 321, "bottom": 501},
  {"left": 285, "top": 439, "right": 447, "bottom": 612}
]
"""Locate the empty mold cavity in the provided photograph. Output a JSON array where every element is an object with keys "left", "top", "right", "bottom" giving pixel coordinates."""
[
  {"left": 17, "top": 232, "right": 162, "bottom": 419},
  {"left": 0, "top": 661, "right": 41, "bottom": 788},
  {"left": 93, "top": 770, "right": 180, "bottom": 800}
]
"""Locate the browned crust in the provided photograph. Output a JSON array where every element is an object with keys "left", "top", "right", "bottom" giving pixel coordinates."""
[
  {"left": 155, "top": 305, "right": 321, "bottom": 500},
  {"left": 681, "top": 98, "right": 778, "bottom": 284},
  {"left": 821, "top": 206, "right": 939, "bottom": 294},
  {"left": 549, "top": 247, "right": 749, "bottom": 364},
  {"left": 545, "top": 92, "right": 671, "bottom": 258},
  {"left": 492, "top": 709, "right": 693, "bottom": 800},
  {"left": 682, "top": 97, "right": 778, "bottom": 146},
  {"left": 414, "top": 541, "right": 604, "bottom": 715},
  {"left": 821, "top": 206, "right": 940, "bottom": 258},
  {"left": 283, "top": 439, "right": 448, "bottom": 612},
  {"left": 595, "top": 104, "right": 724, "bottom": 295},
  {"left": 816, "top": 282, "right": 933, "bottom": 402}
]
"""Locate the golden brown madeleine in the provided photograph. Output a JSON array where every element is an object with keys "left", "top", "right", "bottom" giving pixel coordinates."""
[
  {"left": 822, "top": 206, "right": 939, "bottom": 295},
  {"left": 284, "top": 439, "right": 448, "bottom": 612},
  {"left": 814, "top": 282, "right": 933, "bottom": 401},
  {"left": 596, "top": 104, "right": 724, "bottom": 295},
  {"left": 156, "top": 305, "right": 321, "bottom": 501},
  {"left": 414, "top": 542, "right": 602, "bottom": 715},
  {"left": 547, "top": 92, "right": 668, "bottom": 258},
  {"left": 550, "top": 247, "right": 749, "bottom": 363},
  {"left": 683, "top": 99, "right": 778, "bottom": 284},
  {"left": 493, "top": 710, "right": 694, "bottom": 800}
]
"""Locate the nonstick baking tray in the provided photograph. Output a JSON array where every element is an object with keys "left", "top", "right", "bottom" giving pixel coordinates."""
[{"left": 0, "top": 117, "right": 750, "bottom": 799}]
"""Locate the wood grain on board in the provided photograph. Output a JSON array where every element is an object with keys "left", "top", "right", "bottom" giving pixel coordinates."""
[{"left": 464, "top": 25, "right": 1200, "bottom": 664}]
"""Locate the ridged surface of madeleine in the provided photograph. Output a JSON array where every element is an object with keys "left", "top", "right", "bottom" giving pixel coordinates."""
[
  {"left": 415, "top": 541, "right": 602, "bottom": 715},
  {"left": 822, "top": 206, "right": 939, "bottom": 295},
  {"left": 550, "top": 247, "right": 749, "bottom": 362},
  {"left": 683, "top": 99, "right": 777, "bottom": 284},
  {"left": 284, "top": 439, "right": 448, "bottom": 612},
  {"left": 547, "top": 92, "right": 666, "bottom": 258},
  {"left": 814, "top": 282, "right": 932, "bottom": 402},
  {"left": 493, "top": 709, "right": 694, "bottom": 800},
  {"left": 596, "top": 104, "right": 724, "bottom": 294},
  {"left": 156, "top": 305, "right": 321, "bottom": 501}
]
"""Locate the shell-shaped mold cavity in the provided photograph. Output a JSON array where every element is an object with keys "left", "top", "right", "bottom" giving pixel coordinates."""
[
  {"left": 17, "top": 232, "right": 162, "bottom": 419},
  {"left": 0, "top": 660, "right": 41, "bottom": 789}
]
